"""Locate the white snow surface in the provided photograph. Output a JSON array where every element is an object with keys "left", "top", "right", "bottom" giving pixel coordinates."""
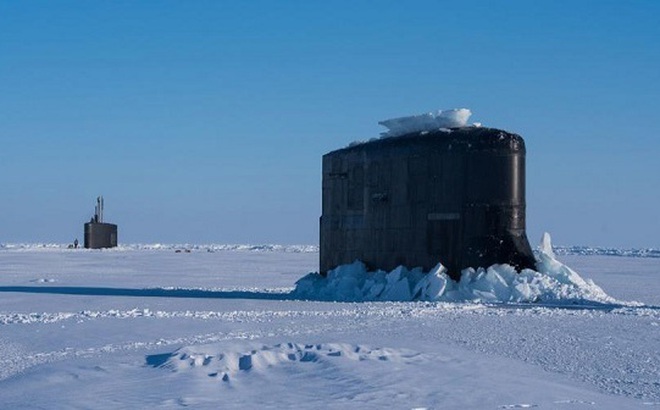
[
  {"left": 0, "top": 239, "right": 658, "bottom": 409},
  {"left": 294, "top": 233, "right": 618, "bottom": 305},
  {"left": 378, "top": 108, "right": 472, "bottom": 137}
]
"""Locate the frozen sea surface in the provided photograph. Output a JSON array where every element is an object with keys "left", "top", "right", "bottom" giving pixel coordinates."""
[{"left": 0, "top": 247, "right": 658, "bottom": 409}]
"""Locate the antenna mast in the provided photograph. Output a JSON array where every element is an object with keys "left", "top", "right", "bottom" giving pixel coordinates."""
[{"left": 94, "top": 196, "right": 104, "bottom": 223}]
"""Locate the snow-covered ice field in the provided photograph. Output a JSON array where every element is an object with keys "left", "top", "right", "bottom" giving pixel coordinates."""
[{"left": 0, "top": 246, "right": 658, "bottom": 409}]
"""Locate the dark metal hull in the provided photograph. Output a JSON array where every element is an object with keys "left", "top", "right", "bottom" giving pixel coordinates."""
[
  {"left": 84, "top": 222, "right": 118, "bottom": 249},
  {"left": 320, "top": 127, "right": 536, "bottom": 280}
]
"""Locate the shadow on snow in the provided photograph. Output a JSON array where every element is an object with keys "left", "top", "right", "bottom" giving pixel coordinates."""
[
  {"left": 0, "top": 286, "right": 657, "bottom": 312},
  {"left": 0, "top": 286, "right": 291, "bottom": 301}
]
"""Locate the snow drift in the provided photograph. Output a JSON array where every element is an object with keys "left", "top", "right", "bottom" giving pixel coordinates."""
[
  {"left": 378, "top": 108, "right": 473, "bottom": 137},
  {"left": 293, "top": 233, "right": 617, "bottom": 305},
  {"left": 147, "top": 342, "right": 422, "bottom": 383}
]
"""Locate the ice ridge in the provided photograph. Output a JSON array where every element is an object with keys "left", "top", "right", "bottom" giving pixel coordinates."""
[{"left": 293, "top": 233, "right": 619, "bottom": 305}]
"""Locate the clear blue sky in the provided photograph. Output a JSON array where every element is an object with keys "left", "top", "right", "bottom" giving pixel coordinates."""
[{"left": 1, "top": 1, "right": 658, "bottom": 247}]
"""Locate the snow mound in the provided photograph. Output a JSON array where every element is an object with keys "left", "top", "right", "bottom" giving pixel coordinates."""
[
  {"left": 293, "top": 233, "right": 617, "bottom": 305},
  {"left": 146, "top": 342, "right": 422, "bottom": 382},
  {"left": 29, "top": 278, "right": 56, "bottom": 283},
  {"left": 379, "top": 108, "right": 472, "bottom": 137}
]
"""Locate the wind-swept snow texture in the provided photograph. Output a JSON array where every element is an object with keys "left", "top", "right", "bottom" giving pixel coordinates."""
[
  {"left": 0, "top": 240, "right": 658, "bottom": 409},
  {"left": 378, "top": 108, "right": 473, "bottom": 137},
  {"left": 294, "top": 233, "right": 617, "bottom": 305}
]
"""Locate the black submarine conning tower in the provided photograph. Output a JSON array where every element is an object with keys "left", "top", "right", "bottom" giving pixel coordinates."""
[
  {"left": 84, "top": 196, "right": 118, "bottom": 249},
  {"left": 320, "top": 126, "right": 537, "bottom": 281}
]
